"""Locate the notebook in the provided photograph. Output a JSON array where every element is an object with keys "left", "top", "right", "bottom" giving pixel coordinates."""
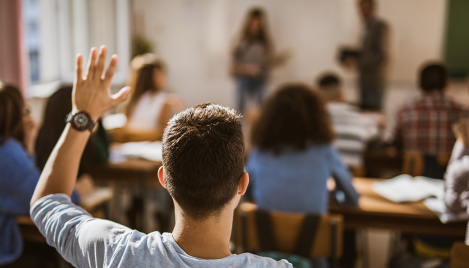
[{"left": 372, "top": 174, "right": 444, "bottom": 203}]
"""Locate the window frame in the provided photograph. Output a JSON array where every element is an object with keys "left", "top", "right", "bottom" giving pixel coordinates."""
[{"left": 25, "top": 0, "right": 130, "bottom": 98}]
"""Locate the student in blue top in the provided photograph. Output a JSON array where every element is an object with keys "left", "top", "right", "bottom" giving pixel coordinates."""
[
  {"left": 246, "top": 83, "right": 359, "bottom": 214},
  {"left": 246, "top": 84, "right": 360, "bottom": 268},
  {"left": 0, "top": 83, "right": 79, "bottom": 266}
]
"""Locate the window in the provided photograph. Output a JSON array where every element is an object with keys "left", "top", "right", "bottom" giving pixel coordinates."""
[
  {"left": 23, "top": 0, "right": 41, "bottom": 83},
  {"left": 22, "top": 0, "right": 130, "bottom": 97}
]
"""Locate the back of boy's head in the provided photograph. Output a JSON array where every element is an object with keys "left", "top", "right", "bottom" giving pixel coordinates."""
[
  {"left": 317, "top": 73, "right": 342, "bottom": 102},
  {"left": 162, "top": 103, "right": 245, "bottom": 219},
  {"left": 419, "top": 63, "right": 447, "bottom": 92}
]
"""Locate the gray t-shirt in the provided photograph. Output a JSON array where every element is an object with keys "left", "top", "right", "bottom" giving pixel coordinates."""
[{"left": 31, "top": 194, "right": 292, "bottom": 268}]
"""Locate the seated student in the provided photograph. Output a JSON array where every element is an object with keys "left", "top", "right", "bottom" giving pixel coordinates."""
[
  {"left": 29, "top": 47, "right": 291, "bottom": 267},
  {"left": 0, "top": 83, "right": 79, "bottom": 266},
  {"left": 35, "top": 85, "right": 109, "bottom": 172},
  {"left": 246, "top": 84, "right": 359, "bottom": 268},
  {"left": 317, "top": 73, "right": 379, "bottom": 169},
  {"left": 126, "top": 53, "right": 161, "bottom": 93},
  {"left": 246, "top": 83, "right": 359, "bottom": 214},
  {"left": 445, "top": 118, "right": 469, "bottom": 245},
  {"left": 124, "top": 57, "right": 183, "bottom": 136},
  {"left": 394, "top": 63, "right": 467, "bottom": 179}
]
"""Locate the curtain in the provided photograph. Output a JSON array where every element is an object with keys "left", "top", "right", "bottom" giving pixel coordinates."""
[{"left": 0, "top": 0, "right": 25, "bottom": 93}]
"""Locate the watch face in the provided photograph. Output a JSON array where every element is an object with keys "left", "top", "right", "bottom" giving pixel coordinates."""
[{"left": 72, "top": 113, "right": 90, "bottom": 130}]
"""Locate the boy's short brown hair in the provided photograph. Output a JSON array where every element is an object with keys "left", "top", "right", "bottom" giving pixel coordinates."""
[{"left": 162, "top": 103, "right": 245, "bottom": 219}]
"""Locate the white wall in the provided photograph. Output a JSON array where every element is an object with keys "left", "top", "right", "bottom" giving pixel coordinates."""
[{"left": 132, "top": 0, "right": 448, "bottom": 109}]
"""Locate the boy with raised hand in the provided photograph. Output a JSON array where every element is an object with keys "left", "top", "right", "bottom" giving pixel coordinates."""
[{"left": 30, "top": 46, "right": 291, "bottom": 267}]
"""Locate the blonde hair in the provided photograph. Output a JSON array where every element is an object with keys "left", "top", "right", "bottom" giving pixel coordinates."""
[{"left": 121, "top": 54, "right": 166, "bottom": 115}]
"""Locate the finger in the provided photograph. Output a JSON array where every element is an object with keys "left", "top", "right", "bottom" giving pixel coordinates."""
[
  {"left": 110, "top": 86, "right": 131, "bottom": 107},
  {"left": 85, "top": 47, "right": 98, "bottom": 79},
  {"left": 75, "top": 54, "right": 84, "bottom": 83},
  {"left": 104, "top": 55, "right": 119, "bottom": 84},
  {"left": 96, "top": 46, "right": 107, "bottom": 79}
]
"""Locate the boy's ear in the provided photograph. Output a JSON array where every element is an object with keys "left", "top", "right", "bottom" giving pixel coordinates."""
[
  {"left": 238, "top": 172, "right": 249, "bottom": 195},
  {"left": 158, "top": 166, "right": 167, "bottom": 189}
]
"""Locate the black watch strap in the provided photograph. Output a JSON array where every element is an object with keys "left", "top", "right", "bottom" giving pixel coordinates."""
[{"left": 65, "top": 111, "right": 96, "bottom": 132}]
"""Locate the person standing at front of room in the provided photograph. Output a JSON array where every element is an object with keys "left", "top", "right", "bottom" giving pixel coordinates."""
[
  {"left": 231, "top": 8, "right": 274, "bottom": 114},
  {"left": 343, "top": 0, "right": 388, "bottom": 110}
]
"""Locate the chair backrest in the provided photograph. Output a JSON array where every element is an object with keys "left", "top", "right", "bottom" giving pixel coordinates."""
[
  {"left": 235, "top": 202, "right": 343, "bottom": 259},
  {"left": 450, "top": 242, "right": 469, "bottom": 268},
  {"left": 402, "top": 151, "right": 424, "bottom": 177},
  {"left": 402, "top": 151, "right": 450, "bottom": 178}
]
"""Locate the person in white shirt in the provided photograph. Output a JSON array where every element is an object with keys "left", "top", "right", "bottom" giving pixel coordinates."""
[
  {"left": 125, "top": 57, "right": 183, "bottom": 136},
  {"left": 29, "top": 46, "right": 291, "bottom": 268},
  {"left": 317, "top": 73, "right": 379, "bottom": 169}
]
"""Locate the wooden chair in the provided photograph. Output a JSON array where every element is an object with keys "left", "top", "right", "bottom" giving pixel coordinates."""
[
  {"left": 450, "top": 242, "right": 469, "bottom": 268},
  {"left": 109, "top": 128, "right": 162, "bottom": 143},
  {"left": 402, "top": 151, "right": 450, "bottom": 178},
  {"left": 350, "top": 165, "right": 366, "bottom": 177},
  {"left": 402, "top": 151, "right": 424, "bottom": 177},
  {"left": 235, "top": 202, "right": 344, "bottom": 265}
]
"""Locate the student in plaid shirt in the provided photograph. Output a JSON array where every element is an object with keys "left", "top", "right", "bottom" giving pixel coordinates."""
[{"left": 394, "top": 63, "right": 468, "bottom": 177}]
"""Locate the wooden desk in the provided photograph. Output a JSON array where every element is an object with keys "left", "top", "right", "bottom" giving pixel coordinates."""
[
  {"left": 329, "top": 178, "right": 467, "bottom": 236},
  {"left": 84, "top": 158, "right": 162, "bottom": 188},
  {"left": 83, "top": 158, "right": 163, "bottom": 232}
]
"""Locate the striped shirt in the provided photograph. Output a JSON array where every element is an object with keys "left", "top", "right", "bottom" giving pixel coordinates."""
[{"left": 328, "top": 103, "right": 379, "bottom": 167}]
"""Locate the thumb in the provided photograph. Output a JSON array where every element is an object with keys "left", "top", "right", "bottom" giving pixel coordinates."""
[{"left": 111, "top": 86, "right": 131, "bottom": 107}]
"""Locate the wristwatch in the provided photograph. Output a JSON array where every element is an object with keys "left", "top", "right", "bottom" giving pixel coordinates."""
[{"left": 65, "top": 111, "right": 95, "bottom": 132}]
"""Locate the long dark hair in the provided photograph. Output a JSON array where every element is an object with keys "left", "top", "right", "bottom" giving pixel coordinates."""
[
  {"left": 236, "top": 7, "right": 273, "bottom": 54},
  {"left": 251, "top": 83, "right": 335, "bottom": 154},
  {"left": 35, "top": 85, "right": 109, "bottom": 171},
  {"left": 35, "top": 86, "right": 73, "bottom": 170},
  {"left": 125, "top": 61, "right": 166, "bottom": 117},
  {"left": 0, "top": 83, "right": 25, "bottom": 146}
]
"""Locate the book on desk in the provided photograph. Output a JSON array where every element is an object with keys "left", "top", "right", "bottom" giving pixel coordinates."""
[{"left": 373, "top": 174, "right": 469, "bottom": 223}]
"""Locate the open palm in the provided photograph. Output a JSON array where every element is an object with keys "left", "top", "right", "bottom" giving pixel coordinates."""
[{"left": 73, "top": 46, "right": 130, "bottom": 121}]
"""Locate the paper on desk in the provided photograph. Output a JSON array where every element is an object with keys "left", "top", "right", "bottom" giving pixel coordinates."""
[
  {"left": 372, "top": 174, "right": 444, "bottom": 203},
  {"left": 424, "top": 198, "right": 469, "bottom": 223},
  {"left": 112, "top": 141, "right": 163, "bottom": 161},
  {"left": 102, "top": 113, "right": 127, "bottom": 130}
]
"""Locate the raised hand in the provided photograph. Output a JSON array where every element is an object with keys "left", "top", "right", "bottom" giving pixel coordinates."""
[{"left": 73, "top": 46, "right": 131, "bottom": 121}]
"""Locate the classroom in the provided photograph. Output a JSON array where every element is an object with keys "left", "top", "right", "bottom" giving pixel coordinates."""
[{"left": 1, "top": 0, "right": 469, "bottom": 267}]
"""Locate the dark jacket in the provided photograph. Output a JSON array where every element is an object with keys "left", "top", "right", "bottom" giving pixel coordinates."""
[{"left": 359, "top": 18, "right": 388, "bottom": 90}]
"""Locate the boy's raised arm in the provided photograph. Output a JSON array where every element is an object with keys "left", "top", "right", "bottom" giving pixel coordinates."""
[{"left": 31, "top": 46, "right": 130, "bottom": 206}]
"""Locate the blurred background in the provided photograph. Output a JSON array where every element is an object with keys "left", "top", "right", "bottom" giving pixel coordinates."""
[
  {"left": 2, "top": 1, "right": 469, "bottom": 268},
  {"left": 2, "top": 0, "right": 467, "bottom": 128}
]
